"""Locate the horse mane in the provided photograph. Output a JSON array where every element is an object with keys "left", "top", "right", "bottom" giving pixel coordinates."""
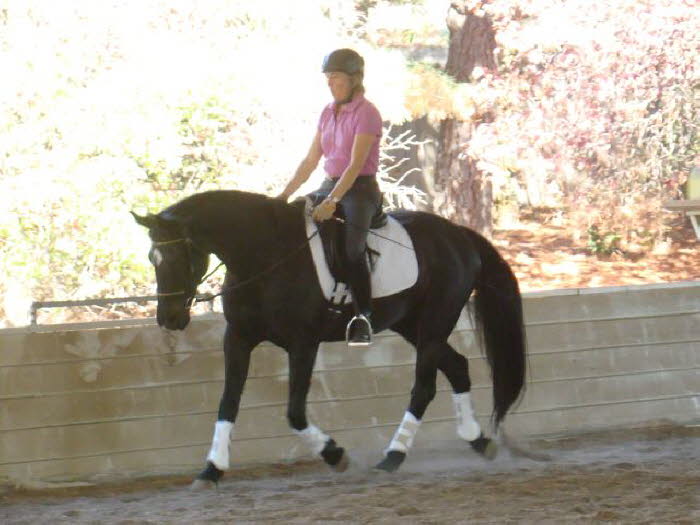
[
  {"left": 159, "top": 190, "right": 304, "bottom": 253},
  {"left": 160, "top": 190, "right": 272, "bottom": 224}
]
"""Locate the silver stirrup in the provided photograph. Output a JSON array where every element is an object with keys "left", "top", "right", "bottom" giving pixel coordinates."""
[{"left": 346, "top": 314, "right": 373, "bottom": 347}]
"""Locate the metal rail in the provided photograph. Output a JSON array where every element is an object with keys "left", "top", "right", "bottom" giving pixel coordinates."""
[{"left": 29, "top": 294, "right": 214, "bottom": 326}]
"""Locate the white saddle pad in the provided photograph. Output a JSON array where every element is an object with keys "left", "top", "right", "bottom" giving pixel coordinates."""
[{"left": 304, "top": 199, "right": 419, "bottom": 301}]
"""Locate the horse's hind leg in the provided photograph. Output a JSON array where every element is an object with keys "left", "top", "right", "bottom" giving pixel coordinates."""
[
  {"left": 437, "top": 342, "right": 497, "bottom": 459},
  {"left": 375, "top": 335, "right": 440, "bottom": 473},
  {"left": 379, "top": 302, "right": 495, "bottom": 473},
  {"left": 287, "top": 343, "right": 349, "bottom": 472}
]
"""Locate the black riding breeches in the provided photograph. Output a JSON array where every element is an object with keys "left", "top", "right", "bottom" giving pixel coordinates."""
[{"left": 311, "top": 176, "right": 383, "bottom": 315}]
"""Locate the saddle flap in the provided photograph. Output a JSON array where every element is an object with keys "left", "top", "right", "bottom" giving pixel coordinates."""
[{"left": 318, "top": 219, "right": 347, "bottom": 283}]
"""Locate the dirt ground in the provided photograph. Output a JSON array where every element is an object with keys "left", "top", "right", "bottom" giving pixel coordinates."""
[{"left": 2, "top": 425, "right": 698, "bottom": 524}]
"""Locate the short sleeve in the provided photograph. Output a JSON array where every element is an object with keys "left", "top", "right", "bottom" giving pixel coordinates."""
[{"left": 355, "top": 102, "right": 382, "bottom": 136}]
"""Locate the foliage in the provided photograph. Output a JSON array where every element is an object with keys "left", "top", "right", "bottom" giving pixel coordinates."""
[
  {"left": 444, "top": 0, "right": 698, "bottom": 243},
  {"left": 1, "top": 0, "right": 697, "bottom": 326},
  {"left": 0, "top": 1, "right": 426, "bottom": 325},
  {"left": 586, "top": 226, "right": 621, "bottom": 257}
]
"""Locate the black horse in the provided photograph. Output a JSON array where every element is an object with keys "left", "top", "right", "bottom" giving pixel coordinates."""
[{"left": 132, "top": 190, "right": 526, "bottom": 488}]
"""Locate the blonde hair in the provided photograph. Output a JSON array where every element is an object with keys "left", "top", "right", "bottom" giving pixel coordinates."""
[{"left": 351, "top": 73, "right": 365, "bottom": 95}]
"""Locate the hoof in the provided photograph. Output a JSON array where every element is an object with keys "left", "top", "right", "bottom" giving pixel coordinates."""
[
  {"left": 190, "top": 478, "right": 217, "bottom": 491},
  {"left": 321, "top": 439, "right": 349, "bottom": 472},
  {"left": 374, "top": 450, "right": 406, "bottom": 473},
  {"left": 470, "top": 434, "right": 498, "bottom": 460},
  {"left": 331, "top": 450, "right": 350, "bottom": 472},
  {"left": 192, "top": 461, "right": 224, "bottom": 489}
]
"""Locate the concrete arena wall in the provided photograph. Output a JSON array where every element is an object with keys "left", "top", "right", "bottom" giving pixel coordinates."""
[{"left": 1, "top": 282, "right": 698, "bottom": 484}]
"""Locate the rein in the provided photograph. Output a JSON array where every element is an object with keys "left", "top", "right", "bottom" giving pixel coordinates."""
[
  {"left": 153, "top": 210, "right": 413, "bottom": 306},
  {"left": 335, "top": 217, "right": 415, "bottom": 252},
  {"left": 194, "top": 229, "right": 320, "bottom": 303}
]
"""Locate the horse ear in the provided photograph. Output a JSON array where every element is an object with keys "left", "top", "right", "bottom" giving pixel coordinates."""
[{"left": 131, "top": 211, "right": 159, "bottom": 229}]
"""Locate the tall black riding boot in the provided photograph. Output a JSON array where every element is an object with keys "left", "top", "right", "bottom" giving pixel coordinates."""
[{"left": 346, "top": 258, "right": 373, "bottom": 347}]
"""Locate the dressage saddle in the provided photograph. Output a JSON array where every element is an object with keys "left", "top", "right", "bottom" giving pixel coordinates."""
[{"left": 310, "top": 195, "right": 388, "bottom": 285}]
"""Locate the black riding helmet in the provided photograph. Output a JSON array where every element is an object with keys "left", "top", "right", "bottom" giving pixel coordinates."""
[{"left": 322, "top": 48, "right": 364, "bottom": 75}]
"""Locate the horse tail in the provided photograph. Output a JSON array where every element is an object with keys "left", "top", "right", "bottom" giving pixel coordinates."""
[{"left": 464, "top": 229, "right": 527, "bottom": 428}]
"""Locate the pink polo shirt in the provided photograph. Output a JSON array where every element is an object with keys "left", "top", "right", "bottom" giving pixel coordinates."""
[{"left": 317, "top": 94, "right": 382, "bottom": 179}]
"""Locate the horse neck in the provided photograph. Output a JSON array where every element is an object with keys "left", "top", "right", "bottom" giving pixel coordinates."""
[{"left": 187, "top": 196, "right": 296, "bottom": 280}]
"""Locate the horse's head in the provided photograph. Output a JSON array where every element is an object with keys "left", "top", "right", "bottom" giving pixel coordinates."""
[{"left": 132, "top": 212, "right": 210, "bottom": 330}]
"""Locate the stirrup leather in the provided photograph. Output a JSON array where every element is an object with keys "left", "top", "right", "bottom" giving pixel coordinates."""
[{"left": 346, "top": 314, "right": 373, "bottom": 347}]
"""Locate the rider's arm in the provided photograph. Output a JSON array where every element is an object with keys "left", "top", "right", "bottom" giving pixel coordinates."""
[
  {"left": 327, "top": 133, "right": 375, "bottom": 202},
  {"left": 279, "top": 130, "right": 323, "bottom": 200}
]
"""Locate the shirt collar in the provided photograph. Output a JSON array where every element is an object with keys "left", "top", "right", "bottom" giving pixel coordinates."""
[{"left": 334, "top": 93, "right": 365, "bottom": 113}]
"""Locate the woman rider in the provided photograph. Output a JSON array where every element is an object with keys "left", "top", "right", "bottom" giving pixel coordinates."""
[{"left": 278, "top": 48, "right": 383, "bottom": 346}]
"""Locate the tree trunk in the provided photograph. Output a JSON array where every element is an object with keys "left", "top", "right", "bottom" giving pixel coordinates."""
[{"left": 435, "top": 1, "right": 497, "bottom": 236}]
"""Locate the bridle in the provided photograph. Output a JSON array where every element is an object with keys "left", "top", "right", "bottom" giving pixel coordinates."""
[
  {"left": 150, "top": 228, "right": 321, "bottom": 306},
  {"left": 151, "top": 237, "right": 202, "bottom": 308}
]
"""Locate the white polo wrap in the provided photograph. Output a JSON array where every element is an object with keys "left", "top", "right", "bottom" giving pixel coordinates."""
[
  {"left": 453, "top": 392, "right": 481, "bottom": 441},
  {"left": 206, "top": 420, "right": 234, "bottom": 470},
  {"left": 294, "top": 424, "right": 330, "bottom": 456},
  {"left": 388, "top": 411, "right": 421, "bottom": 454}
]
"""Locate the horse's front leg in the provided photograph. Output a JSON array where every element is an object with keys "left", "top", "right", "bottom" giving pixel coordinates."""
[
  {"left": 288, "top": 343, "right": 349, "bottom": 472},
  {"left": 192, "top": 324, "right": 258, "bottom": 490}
]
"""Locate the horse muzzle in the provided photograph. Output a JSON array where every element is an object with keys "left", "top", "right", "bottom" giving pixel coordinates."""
[{"left": 157, "top": 301, "right": 191, "bottom": 331}]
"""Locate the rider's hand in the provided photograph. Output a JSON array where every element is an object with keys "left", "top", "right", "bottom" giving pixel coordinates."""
[
  {"left": 312, "top": 199, "right": 337, "bottom": 222},
  {"left": 276, "top": 192, "right": 290, "bottom": 201}
]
